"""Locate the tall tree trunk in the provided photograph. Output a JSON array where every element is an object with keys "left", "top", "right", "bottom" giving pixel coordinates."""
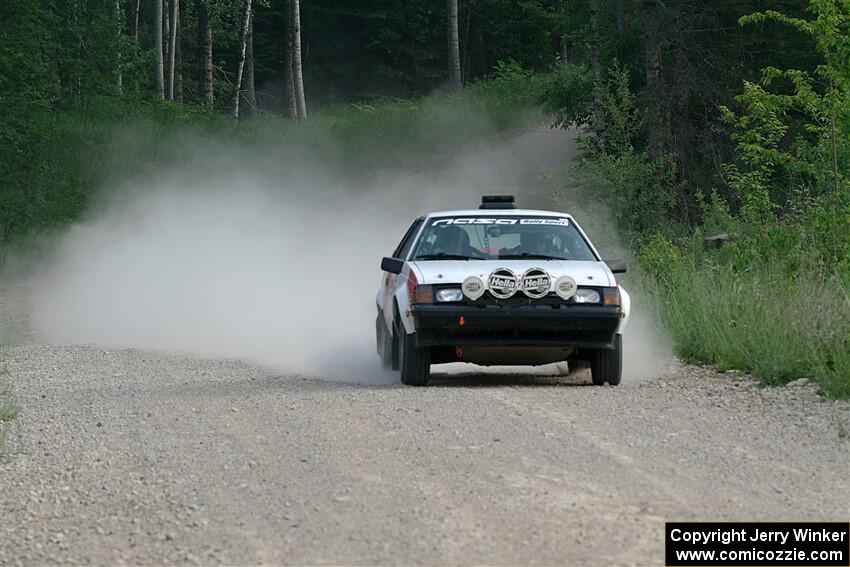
[
  {"left": 199, "top": 0, "right": 213, "bottom": 105},
  {"left": 231, "top": 0, "right": 252, "bottom": 119},
  {"left": 164, "top": 0, "right": 171, "bottom": 97},
  {"left": 589, "top": 0, "right": 604, "bottom": 143},
  {"left": 290, "top": 0, "right": 307, "bottom": 119},
  {"left": 447, "top": 0, "right": 462, "bottom": 89},
  {"left": 154, "top": 0, "right": 164, "bottom": 98},
  {"left": 286, "top": 12, "right": 297, "bottom": 120},
  {"left": 616, "top": 0, "right": 628, "bottom": 33},
  {"left": 243, "top": 16, "right": 257, "bottom": 116},
  {"left": 166, "top": 0, "right": 179, "bottom": 100},
  {"left": 559, "top": 34, "right": 568, "bottom": 65},
  {"left": 175, "top": 26, "right": 183, "bottom": 101},
  {"left": 115, "top": 0, "right": 123, "bottom": 92},
  {"left": 131, "top": 0, "right": 140, "bottom": 41},
  {"left": 643, "top": 0, "right": 662, "bottom": 157},
  {"left": 461, "top": 1, "right": 472, "bottom": 84}
]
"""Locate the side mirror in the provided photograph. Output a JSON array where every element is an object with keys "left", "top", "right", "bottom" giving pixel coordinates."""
[
  {"left": 605, "top": 259, "right": 627, "bottom": 274},
  {"left": 381, "top": 257, "right": 404, "bottom": 274}
]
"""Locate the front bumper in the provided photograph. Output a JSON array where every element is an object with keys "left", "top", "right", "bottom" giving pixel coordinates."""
[{"left": 412, "top": 302, "right": 621, "bottom": 350}]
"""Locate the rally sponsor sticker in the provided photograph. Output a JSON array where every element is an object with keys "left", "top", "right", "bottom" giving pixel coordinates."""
[
  {"left": 488, "top": 268, "right": 519, "bottom": 299},
  {"left": 432, "top": 217, "right": 569, "bottom": 226},
  {"left": 520, "top": 268, "right": 551, "bottom": 299}
]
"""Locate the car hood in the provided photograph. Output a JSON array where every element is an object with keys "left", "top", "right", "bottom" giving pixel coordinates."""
[{"left": 409, "top": 260, "right": 615, "bottom": 287}]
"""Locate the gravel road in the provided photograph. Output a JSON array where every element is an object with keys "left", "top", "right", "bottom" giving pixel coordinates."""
[
  {"left": 1, "top": 126, "right": 848, "bottom": 565},
  {"left": 1, "top": 342, "right": 848, "bottom": 566}
]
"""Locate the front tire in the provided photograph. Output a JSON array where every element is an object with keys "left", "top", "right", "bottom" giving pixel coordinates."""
[
  {"left": 399, "top": 328, "right": 430, "bottom": 386},
  {"left": 591, "top": 334, "right": 622, "bottom": 386}
]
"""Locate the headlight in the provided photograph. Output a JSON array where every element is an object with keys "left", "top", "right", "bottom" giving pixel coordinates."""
[
  {"left": 573, "top": 288, "right": 601, "bottom": 303},
  {"left": 435, "top": 287, "right": 464, "bottom": 302}
]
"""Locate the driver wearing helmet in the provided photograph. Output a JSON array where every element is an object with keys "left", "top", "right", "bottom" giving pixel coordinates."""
[
  {"left": 499, "top": 229, "right": 551, "bottom": 256},
  {"left": 432, "top": 226, "right": 485, "bottom": 257}
]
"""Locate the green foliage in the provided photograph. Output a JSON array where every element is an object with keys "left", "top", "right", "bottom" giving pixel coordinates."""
[
  {"left": 561, "top": 65, "right": 678, "bottom": 240},
  {"left": 544, "top": 0, "right": 850, "bottom": 396},
  {"left": 726, "top": 1, "right": 850, "bottom": 214},
  {"left": 0, "top": 71, "right": 544, "bottom": 246},
  {"left": 593, "top": 64, "right": 640, "bottom": 156},
  {"left": 572, "top": 151, "right": 678, "bottom": 240},
  {"left": 541, "top": 63, "right": 593, "bottom": 129}
]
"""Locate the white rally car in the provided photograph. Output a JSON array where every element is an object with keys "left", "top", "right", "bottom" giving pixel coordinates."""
[{"left": 376, "top": 196, "right": 630, "bottom": 386}]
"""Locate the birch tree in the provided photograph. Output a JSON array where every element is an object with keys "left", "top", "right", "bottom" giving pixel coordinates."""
[
  {"left": 199, "top": 0, "right": 214, "bottom": 105},
  {"left": 290, "top": 0, "right": 307, "bottom": 119},
  {"left": 285, "top": 10, "right": 298, "bottom": 120},
  {"left": 231, "top": 0, "right": 253, "bottom": 119},
  {"left": 447, "top": 0, "right": 461, "bottom": 89},
  {"left": 164, "top": 0, "right": 170, "bottom": 92},
  {"left": 154, "top": 0, "right": 164, "bottom": 98},
  {"left": 283, "top": 0, "right": 297, "bottom": 118},
  {"left": 243, "top": 16, "right": 257, "bottom": 116},
  {"left": 166, "top": 0, "right": 179, "bottom": 100}
]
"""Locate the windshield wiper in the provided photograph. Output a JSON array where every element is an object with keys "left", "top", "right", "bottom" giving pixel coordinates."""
[
  {"left": 498, "top": 253, "right": 567, "bottom": 261},
  {"left": 414, "top": 253, "right": 486, "bottom": 261}
]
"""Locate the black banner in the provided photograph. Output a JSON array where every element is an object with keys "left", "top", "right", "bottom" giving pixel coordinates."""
[{"left": 666, "top": 522, "right": 850, "bottom": 566}]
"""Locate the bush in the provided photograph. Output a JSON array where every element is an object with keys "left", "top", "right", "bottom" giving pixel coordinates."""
[
  {"left": 639, "top": 230, "right": 850, "bottom": 398},
  {"left": 548, "top": 2, "right": 850, "bottom": 398}
]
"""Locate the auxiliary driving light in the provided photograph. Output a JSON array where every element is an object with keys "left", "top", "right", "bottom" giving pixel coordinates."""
[
  {"left": 462, "top": 276, "right": 486, "bottom": 300},
  {"left": 554, "top": 275, "right": 577, "bottom": 300}
]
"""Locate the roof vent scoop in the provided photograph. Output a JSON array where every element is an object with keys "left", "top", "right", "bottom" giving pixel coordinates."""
[{"left": 479, "top": 195, "right": 516, "bottom": 209}]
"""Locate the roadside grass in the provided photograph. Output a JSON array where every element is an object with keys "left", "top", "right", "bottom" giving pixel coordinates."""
[{"left": 641, "top": 259, "right": 850, "bottom": 399}]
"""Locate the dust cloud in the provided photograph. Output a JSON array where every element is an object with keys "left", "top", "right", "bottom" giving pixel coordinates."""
[{"left": 28, "top": 123, "right": 670, "bottom": 383}]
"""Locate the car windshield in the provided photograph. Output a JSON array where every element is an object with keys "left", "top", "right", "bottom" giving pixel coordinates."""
[{"left": 411, "top": 216, "right": 597, "bottom": 261}]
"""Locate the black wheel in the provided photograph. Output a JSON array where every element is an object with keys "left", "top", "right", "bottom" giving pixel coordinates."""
[
  {"left": 399, "top": 327, "right": 430, "bottom": 386},
  {"left": 591, "top": 334, "right": 622, "bottom": 386}
]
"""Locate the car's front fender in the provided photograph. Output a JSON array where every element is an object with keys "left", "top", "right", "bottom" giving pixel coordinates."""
[{"left": 616, "top": 285, "right": 631, "bottom": 334}]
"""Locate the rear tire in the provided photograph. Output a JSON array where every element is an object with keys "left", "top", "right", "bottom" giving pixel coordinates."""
[
  {"left": 591, "top": 334, "right": 622, "bottom": 386},
  {"left": 399, "top": 328, "right": 430, "bottom": 386}
]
